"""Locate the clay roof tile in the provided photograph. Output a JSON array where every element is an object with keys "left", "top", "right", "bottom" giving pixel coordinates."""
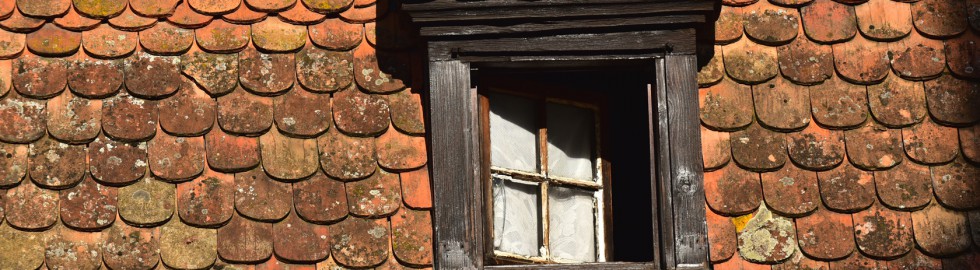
[
  {"left": 45, "top": 90, "right": 102, "bottom": 143},
  {"left": 217, "top": 213, "right": 275, "bottom": 263},
  {"left": 0, "top": 91, "right": 46, "bottom": 143},
  {"left": 699, "top": 78, "right": 754, "bottom": 131},
  {"left": 4, "top": 179, "right": 59, "bottom": 229},
  {"left": 911, "top": 201, "right": 973, "bottom": 256},
  {"left": 217, "top": 85, "right": 274, "bottom": 135},
  {"left": 279, "top": 1, "right": 327, "bottom": 25},
  {"left": 0, "top": 7, "right": 45, "bottom": 33},
  {"left": 867, "top": 75, "right": 927, "bottom": 128},
  {"left": 704, "top": 163, "right": 763, "bottom": 216},
  {"left": 101, "top": 92, "right": 158, "bottom": 142},
  {"left": 332, "top": 86, "right": 390, "bottom": 136},
  {"left": 204, "top": 126, "right": 261, "bottom": 172},
  {"left": 0, "top": 142, "right": 27, "bottom": 187},
  {"left": 731, "top": 123, "right": 787, "bottom": 172},
  {"left": 308, "top": 18, "right": 362, "bottom": 51},
  {"left": 259, "top": 127, "right": 319, "bottom": 180},
  {"left": 82, "top": 24, "right": 138, "bottom": 58},
  {"left": 107, "top": 6, "right": 158, "bottom": 31},
  {"left": 854, "top": 0, "right": 912, "bottom": 41},
  {"left": 176, "top": 167, "right": 235, "bottom": 226},
  {"left": 189, "top": 0, "right": 242, "bottom": 15},
  {"left": 930, "top": 158, "right": 980, "bottom": 210},
  {"left": 874, "top": 160, "right": 932, "bottom": 210},
  {"left": 59, "top": 176, "right": 117, "bottom": 230},
  {"left": 159, "top": 78, "right": 217, "bottom": 136},
  {"left": 852, "top": 201, "right": 913, "bottom": 259},
  {"left": 239, "top": 46, "right": 295, "bottom": 95},
  {"left": 44, "top": 227, "right": 104, "bottom": 269},
  {"left": 800, "top": 0, "right": 857, "bottom": 44},
  {"left": 103, "top": 222, "right": 161, "bottom": 269},
  {"left": 911, "top": 0, "right": 968, "bottom": 38},
  {"left": 742, "top": 1, "right": 799, "bottom": 45},
  {"left": 196, "top": 19, "right": 251, "bottom": 53},
  {"left": 273, "top": 211, "right": 331, "bottom": 262},
  {"left": 148, "top": 132, "right": 206, "bottom": 182},
  {"left": 222, "top": 3, "right": 267, "bottom": 24},
  {"left": 400, "top": 165, "right": 431, "bottom": 209},
  {"left": 816, "top": 161, "right": 874, "bottom": 213},
  {"left": 181, "top": 50, "right": 240, "bottom": 96},
  {"left": 786, "top": 122, "right": 845, "bottom": 171},
  {"left": 705, "top": 206, "right": 736, "bottom": 263},
  {"left": 776, "top": 30, "right": 833, "bottom": 85},
  {"left": 251, "top": 17, "right": 307, "bottom": 52},
  {"left": 330, "top": 216, "right": 389, "bottom": 268},
  {"left": 139, "top": 22, "right": 195, "bottom": 55},
  {"left": 843, "top": 122, "right": 903, "bottom": 170},
  {"left": 168, "top": 0, "right": 215, "bottom": 29},
  {"left": 701, "top": 126, "right": 732, "bottom": 171},
  {"left": 13, "top": 53, "right": 69, "bottom": 99},
  {"left": 28, "top": 136, "right": 87, "bottom": 189},
  {"left": 795, "top": 206, "right": 855, "bottom": 260},
  {"left": 0, "top": 29, "right": 25, "bottom": 58},
  {"left": 234, "top": 167, "right": 292, "bottom": 221},
  {"left": 902, "top": 118, "right": 958, "bottom": 165},
  {"left": 391, "top": 208, "right": 434, "bottom": 266},
  {"left": 292, "top": 170, "right": 349, "bottom": 223},
  {"left": 117, "top": 176, "right": 176, "bottom": 226},
  {"left": 714, "top": 6, "right": 743, "bottom": 44},
  {"left": 25, "top": 24, "right": 80, "bottom": 56},
  {"left": 752, "top": 77, "right": 811, "bottom": 131},
  {"left": 160, "top": 217, "right": 218, "bottom": 269},
  {"left": 302, "top": 0, "right": 354, "bottom": 13},
  {"left": 273, "top": 86, "right": 332, "bottom": 137},
  {"left": 961, "top": 124, "right": 980, "bottom": 164},
  {"left": 16, "top": 0, "right": 70, "bottom": 18},
  {"left": 130, "top": 0, "right": 181, "bottom": 18},
  {"left": 0, "top": 223, "right": 45, "bottom": 269},
  {"left": 376, "top": 126, "right": 426, "bottom": 171},
  {"left": 53, "top": 3, "right": 100, "bottom": 31},
  {"left": 944, "top": 31, "right": 980, "bottom": 80},
  {"left": 296, "top": 45, "right": 353, "bottom": 93},
  {"left": 832, "top": 34, "right": 889, "bottom": 84},
  {"left": 346, "top": 169, "right": 401, "bottom": 217},
  {"left": 68, "top": 56, "right": 124, "bottom": 98}
]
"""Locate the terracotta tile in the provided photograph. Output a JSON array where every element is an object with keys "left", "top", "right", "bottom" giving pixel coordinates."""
[
  {"left": 25, "top": 24, "right": 80, "bottom": 57},
  {"left": 0, "top": 8, "right": 45, "bottom": 33},
  {"left": 888, "top": 33, "right": 945, "bottom": 81},
  {"left": 44, "top": 227, "right": 102, "bottom": 270},
  {"left": 168, "top": 0, "right": 215, "bottom": 28},
  {"left": 0, "top": 0, "right": 14, "bottom": 19},
  {"left": 239, "top": 46, "right": 295, "bottom": 95},
  {"left": 148, "top": 133, "right": 206, "bottom": 182},
  {"left": 260, "top": 127, "right": 319, "bottom": 180},
  {"left": 761, "top": 163, "right": 819, "bottom": 216},
  {"left": 829, "top": 252, "right": 878, "bottom": 270},
  {"left": 377, "top": 128, "right": 426, "bottom": 171},
  {"left": 340, "top": 2, "right": 385, "bottom": 23},
  {"left": 714, "top": 6, "right": 743, "bottom": 44},
  {"left": 942, "top": 252, "right": 980, "bottom": 270},
  {"left": 28, "top": 136, "right": 86, "bottom": 188},
  {"left": 257, "top": 256, "right": 318, "bottom": 270},
  {"left": 234, "top": 167, "right": 292, "bottom": 221},
  {"left": 0, "top": 223, "right": 45, "bottom": 269},
  {"left": 721, "top": 0, "right": 757, "bottom": 6},
  {"left": 217, "top": 86, "right": 274, "bottom": 135},
  {"left": 103, "top": 222, "right": 161, "bottom": 270},
  {"left": 391, "top": 208, "right": 433, "bottom": 266},
  {"left": 273, "top": 87, "right": 332, "bottom": 137},
  {"left": 800, "top": 0, "right": 857, "bottom": 43},
  {"left": 945, "top": 32, "right": 980, "bottom": 80},
  {"left": 108, "top": 6, "right": 158, "bottom": 31},
  {"left": 699, "top": 78, "right": 753, "bottom": 131},
  {"left": 177, "top": 168, "right": 235, "bottom": 226},
  {"left": 251, "top": 17, "right": 308, "bottom": 52},
  {"left": 731, "top": 123, "right": 787, "bottom": 172},
  {"left": 6, "top": 179, "right": 58, "bottom": 230},
  {"left": 776, "top": 31, "right": 833, "bottom": 85},
  {"left": 854, "top": 0, "right": 913, "bottom": 41},
  {"left": 701, "top": 127, "right": 732, "bottom": 171},
  {"left": 712, "top": 254, "right": 770, "bottom": 270},
  {"left": 68, "top": 56, "right": 124, "bottom": 98},
  {"left": 924, "top": 74, "right": 980, "bottom": 125},
  {"left": 736, "top": 204, "right": 796, "bottom": 263},
  {"left": 817, "top": 162, "right": 874, "bottom": 212},
  {"left": 159, "top": 78, "right": 217, "bottom": 136},
  {"left": 139, "top": 22, "right": 195, "bottom": 55},
  {"left": 875, "top": 160, "right": 932, "bottom": 210},
  {"left": 400, "top": 165, "right": 431, "bottom": 209},
  {"left": 317, "top": 121, "right": 377, "bottom": 181},
  {"left": 742, "top": 2, "right": 799, "bottom": 45},
  {"left": 53, "top": 4, "right": 99, "bottom": 31},
  {"left": 190, "top": 0, "right": 242, "bottom": 15},
  {"left": 280, "top": 2, "right": 327, "bottom": 24},
  {"left": 0, "top": 29, "right": 24, "bottom": 58},
  {"left": 296, "top": 46, "right": 353, "bottom": 93},
  {"left": 131, "top": 0, "right": 181, "bottom": 17},
  {"left": 796, "top": 207, "right": 855, "bottom": 260},
  {"left": 832, "top": 35, "right": 889, "bottom": 84},
  {"left": 125, "top": 52, "right": 182, "bottom": 98},
  {"left": 13, "top": 54, "right": 69, "bottom": 99},
  {"left": 222, "top": 3, "right": 268, "bottom": 24},
  {"left": 273, "top": 211, "right": 331, "bottom": 262},
  {"left": 844, "top": 122, "right": 903, "bottom": 170},
  {"left": 809, "top": 79, "right": 868, "bottom": 129},
  {"left": 752, "top": 77, "right": 811, "bottom": 131},
  {"left": 346, "top": 169, "right": 401, "bottom": 217},
  {"left": 16, "top": 0, "right": 70, "bottom": 17},
  {"left": 181, "top": 51, "right": 239, "bottom": 96},
  {"left": 0, "top": 91, "right": 46, "bottom": 143},
  {"left": 118, "top": 176, "right": 176, "bottom": 225},
  {"left": 0, "top": 142, "right": 27, "bottom": 187},
  {"left": 331, "top": 216, "right": 388, "bottom": 268},
  {"left": 902, "top": 118, "right": 957, "bottom": 165},
  {"left": 386, "top": 89, "right": 425, "bottom": 135},
  {"left": 911, "top": 0, "right": 968, "bottom": 38},
  {"left": 45, "top": 90, "right": 101, "bottom": 143},
  {"left": 704, "top": 163, "right": 763, "bottom": 216},
  {"left": 195, "top": 19, "right": 251, "bottom": 53},
  {"left": 293, "top": 170, "right": 349, "bottom": 223},
  {"left": 309, "top": 18, "right": 363, "bottom": 51},
  {"left": 880, "top": 249, "right": 941, "bottom": 270},
  {"left": 217, "top": 213, "right": 274, "bottom": 263},
  {"left": 867, "top": 76, "right": 927, "bottom": 128},
  {"left": 911, "top": 202, "right": 972, "bottom": 256},
  {"left": 931, "top": 158, "right": 980, "bottom": 210},
  {"left": 971, "top": 211, "right": 980, "bottom": 247},
  {"left": 59, "top": 176, "right": 117, "bottom": 230},
  {"left": 102, "top": 92, "right": 158, "bottom": 141},
  {"left": 353, "top": 43, "right": 408, "bottom": 93},
  {"left": 722, "top": 38, "right": 778, "bottom": 84},
  {"left": 353, "top": 0, "right": 374, "bottom": 7},
  {"left": 74, "top": 0, "right": 127, "bottom": 18},
  {"left": 772, "top": 251, "right": 828, "bottom": 270},
  {"left": 706, "top": 207, "right": 737, "bottom": 263},
  {"left": 302, "top": 0, "right": 353, "bottom": 13},
  {"left": 332, "top": 86, "right": 391, "bottom": 136},
  {"left": 698, "top": 47, "right": 725, "bottom": 87},
  {"left": 786, "top": 123, "right": 844, "bottom": 171},
  {"left": 852, "top": 201, "right": 913, "bottom": 258},
  {"left": 160, "top": 218, "right": 218, "bottom": 269},
  {"left": 205, "top": 126, "right": 261, "bottom": 172},
  {"left": 961, "top": 124, "right": 980, "bottom": 164}
]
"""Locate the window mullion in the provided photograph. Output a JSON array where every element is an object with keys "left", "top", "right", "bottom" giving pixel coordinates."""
[{"left": 537, "top": 98, "right": 551, "bottom": 261}]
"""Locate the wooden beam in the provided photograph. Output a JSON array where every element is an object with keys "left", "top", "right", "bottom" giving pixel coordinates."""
[
  {"left": 652, "top": 58, "right": 676, "bottom": 268},
  {"left": 419, "top": 15, "right": 705, "bottom": 37},
  {"left": 406, "top": 1, "right": 716, "bottom": 23},
  {"left": 485, "top": 262, "right": 657, "bottom": 270}
]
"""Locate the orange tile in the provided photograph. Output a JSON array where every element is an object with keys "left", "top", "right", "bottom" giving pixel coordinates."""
[
  {"left": 181, "top": 50, "right": 240, "bottom": 96},
  {"left": 159, "top": 78, "right": 217, "bottom": 136},
  {"left": 4, "top": 179, "right": 59, "bottom": 229},
  {"left": 731, "top": 123, "right": 787, "bottom": 172},
  {"left": 246, "top": 0, "right": 297, "bottom": 12},
  {"left": 159, "top": 218, "right": 218, "bottom": 269},
  {"left": 944, "top": 31, "right": 980, "bottom": 80},
  {"left": 189, "top": 0, "right": 242, "bottom": 15},
  {"left": 217, "top": 213, "right": 274, "bottom": 263},
  {"left": 259, "top": 127, "right": 319, "bottom": 180},
  {"left": 817, "top": 161, "right": 875, "bottom": 213},
  {"left": 251, "top": 16, "right": 308, "bottom": 52},
  {"left": 786, "top": 122, "right": 844, "bottom": 171},
  {"left": 330, "top": 217, "right": 389, "bottom": 268},
  {"left": 0, "top": 29, "right": 24, "bottom": 58},
  {"left": 223, "top": 2, "right": 268, "bottom": 24},
  {"left": 400, "top": 165, "right": 432, "bottom": 209},
  {"left": 961, "top": 125, "right": 980, "bottom": 164},
  {"left": 217, "top": 86, "right": 274, "bottom": 135},
  {"left": 59, "top": 176, "right": 117, "bottom": 230},
  {"left": 303, "top": 0, "right": 354, "bottom": 13},
  {"left": 722, "top": 38, "right": 778, "bottom": 84},
  {"left": 108, "top": 6, "right": 158, "bottom": 31},
  {"left": 704, "top": 163, "right": 763, "bottom": 216},
  {"left": 74, "top": 0, "right": 127, "bottom": 18},
  {"left": 931, "top": 158, "right": 980, "bottom": 210},
  {"left": 742, "top": 1, "right": 799, "bottom": 45},
  {"left": 125, "top": 51, "right": 183, "bottom": 98},
  {"left": 698, "top": 46, "right": 725, "bottom": 87},
  {"left": 148, "top": 133, "right": 206, "bottom": 182},
  {"left": 176, "top": 168, "right": 235, "bottom": 226},
  {"left": 0, "top": 91, "right": 46, "bottom": 143},
  {"left": 293, "top": 171, "right": 349, "bottom": 222},
  {"left": 340, "top": 2, "right": 384, "bottom": 23},
  {"left": 776, "top": 29, "right": 833, "bottom": 85},
  {"left": 82, "top": 24, "right": 139, "bottom": 58},
  {"left": 68, "top": 56, "right": 124, "bottom": 98},
  {"left": 843, "top": 121, "right": 903, "bottom": 170},
  {"left": 829, "top": 252, "right": 878, "bottom": 270},
  {"left": 309, "top": 18, "right": 363, "bottom": 50},
  {"left": 800, "top": 0, "right": 857, "bottom": 43},
  {"left": 234, "top": 167, "right": 292, "bottom": 221},
  {"left": 0, "top": 142, "right": 27, "bottom": 187},
  {"left": 706, "top": 206, "right": 737, "bottom": 263},
  {"left": 280, "top": 1, "right": 327, "bottom": 24},
  {"left": 0, "top": 7, "right": 45, "bottom": 33},
  {"left": 26, "top": 24, "right": 80, "bottom": 56},
  {"left": 796, "top": 206, "right": 855, "bottom": 260},
  {"left": 888, "top": 32, "right": 945, "bottom": 80},
  {"left": 874, "top": 161, "right": 932, "bottom": 210},
  {"left": 346, "top": 169, "right": 402, "bottom": 217},
  {"left": 196, "top": 19, "right": 251, "bottom": 53},
  {"left": 809, "top": 79, "right": 868, "bottom": 129},
  {"left": 102, "top": 92, "right": 159, "bottom": 142},
  {"left": 832, "top": 35, "right": 889, "bottom": 84},
  {"left": 911, "top": 202, "right": 972, "bottom": 256},
  {"left": 239, "top": 46, "right": 295, "bottom": 94},
  {"left": 852, "top": 201, "right": 913, "bottom": 259},
  {"left": 924, "top": 75, "right": 980, "bottom": 125},
  {"left": 332, "top": 86, "right": 391, "bottom": 136},
  {"left": 16, "top": 0, "right": 70, "bottom": 18},
  {"left": 391, "top": 208, "right": 434, "bottom": 266},
  {"left": 867, "top": 75, "right": 927, "bottom": 128},
  {"left": 854, "top": 0, "right": 912, "bottom": 41},
  {"left": 13, "top": 54, "right": 68, "bottom": 99},
  {"left": 752, "top": 76, "right": 811, "bottom": 131},
  {"left": 715, "top": 6, "right": 743, "bottom": 44},
  {"left": 130, "top": 0, "right": 181, "bottom": 18},
  {"left": 53, "top": 2, "right": 101, "bottom": 31},
  {"left": 118, "top": 176, "right": 175, "bottom": 225},
  {"left": 902, "top": 118, "right": 958, "bottom": 165},
  {"left": 699, "top": 78, "right": 754, "bottom": 131},
  {"left": 911, "top": 0, "right": 968, "bottom": 38},
  {"left": 273, "top": 86, "right": 332, "bottom": 137},
  {"left": 273, "top": 211, "right": 331, "bottom": 262},
  {"left": 376, "top": 126, "right": 427, "bottom": 171},
  {"left": 761, "top": 163, "right": 819, "bottom": 216},
  {"left": 139, "top": 22, "right": 195, "bottom": 54},
  {"left": 701, "top": 126, "right": 732, "bottom": 171},
  {"left": 28, "top": 136, "right": 87, "bottom": 189},
  {"left": 205, "top": 126, "right": 261, "bottom": 172},
  {"left": 168, "top": 0, "right": 215, "bottom": 28},
  {"left": 45, "top": 227, "right": 104, "bottom": 269},
  {"left": 45, "top": 90, "right": 102, "bottom": 143},
  {"left": 296, "top": 45, "right": 354, "bottom": 93}
]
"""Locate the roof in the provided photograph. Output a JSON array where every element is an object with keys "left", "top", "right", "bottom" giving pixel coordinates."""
[
  {"left": 0, "top": 0, "right": 432, "bottom": 269},
  {"left": 700, "top": 0, "right": 980, "bottom": 268}
]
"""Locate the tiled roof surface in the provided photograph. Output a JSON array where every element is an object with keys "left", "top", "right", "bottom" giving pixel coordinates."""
[
  {"left": 0, "top": 0, "right": 432, "bottom": 269},
  {"left": 701, "top": 0, "right": 980, "bottom": 268}
]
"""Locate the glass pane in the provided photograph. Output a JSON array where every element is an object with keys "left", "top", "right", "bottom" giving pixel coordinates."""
[
  {"left": 489, "top": 92, "right": 539, "bottom": 173},
  {"left": 546, "top": 102, "right": 595, "bottom": 180},
  {"left": 548, "top": 186, "right": 597, "bottom": 262},
  {"left": 492, "top": 175, "right": 541, "bottom": 257}
]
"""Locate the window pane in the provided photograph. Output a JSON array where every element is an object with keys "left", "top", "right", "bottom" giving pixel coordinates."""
[
  {"left": 546, "top": 102, "right": 595, "bottom": 180},
  {"left": 548, "top": 186, "right": 597, "bottom": 262},
  {"left": 489, "top": 93, "right": 538, "bottom": 173},
  {"left": 492, "top": 175, "right": 541, "bottom": 257}
]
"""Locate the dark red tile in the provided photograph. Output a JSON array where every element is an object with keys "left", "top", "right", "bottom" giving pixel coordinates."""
[
  {"left": 330, "top": 216, "right": 388, "bottom": 268},
  {"left": 911, "top": 0, "right": 968, "bottom": 38},
  {"left": 181, "top": 50, "right": 240, "bottom": 96},
  {"left": 702, "top": 127, "right": 731, "bottom": 171},
  {"left": 252, "top": 17, "right": 308, "bottom": 52},
  {"left": 0, "top": 61, "right": 7, "bottom": 97},
  {"left": 25, "top": 24, "right": 79, "bottom": 57},
  {"left": 704, "top": 163, "right": 763, "bottom": 216},
  {"left": 273, "top": 87, "right": 332, "bottom": 137},
  {"left": 17, "top": 0, "right": 70, "bottom": 17},
  {"left": 0, "top": 221, "right": 44, "bottom": 269},
  {"left": 28, "top": 136, "right": 86, "bottom": 189},
  {"left": 5, "top": 180, "right": 58, "bottom": 229},
  {"left": 852, "top": 201, "right": 913, "bottom": 259},
  {"left": 60, "top": 176, "right": 117, "bottom": 230},
  {"left": 309, "top": 18, "right": 363, "bottom": 51},
  {"left": 159, "top": 218, "right": 218, "bottom": 269},
  {"left": 867, "top": 76, "right": 927, "bottom": 128},
  {"left": 386, "top": 89, "right": 425, "bottom": 135},
  {"left": 796, "top": 206, "right": 855, "bottom": 260},
  {"left": 108, "top": 6, "right": 158, "bottom": 31},
  {"left": 855, "top": 0, "right": 913, "bottom": 41},
  {"left": 776, "top": 31, "right": 833, "bottom": 85},
  {"left": 0, "top": 30, "right": 24, "bottom": 58},
  {"left": 13, "top": 54, "right": 68, "bottom": 99},
  {"left": 0, "top": 143, "right": 27, "bottom": 187},
  {"left": 880, "top": 249, "right": 941, "bottom": 270},
  {"left": 256, "top": 256, "right": 318, "bottom": 270},
  {"left": 723, "top": 38, "right": 778, "bottom": 84},
  {"left": 843, "top": 122, "right": 903, "bottom": 170},
  {"left": 931, "top": 158, "right": 980, "bottom": 210},
  {"left": 130, "top": 0, "right": 181, "bottom": 17},
  {"left": 391, "top": 208, "right": 433, "bottom": 266},
  {"left": 279, "top": 1, "right": 327, "bottom": 24},
  {"left": 817, "top": 162, "right": 874, "bottom": 213},
  {"left": 297, "top": 46, "right": 353, "bottom": 93},
  {"left": 353, "top": 0, "right": 374, "bottom": 7},
  {"left": 706, "top": 207, "right": 736, "bottom": 263},
  {"left": 239, "top": 46, "right": 295, "bottom": 95},
  {"left": 260, "top": 127, "right": 320, "bottom": 180},
  {"left": 318, "top": 124, "right": 377, "bottom": 181},
  {"left": 786, "top": 123, "right": 844, "bottom": 171},
  {"left": 273, "top": 211, "right": 331, "bottom": 262},
  {"left": 731, "top": 123, "right": 787, "bottom": 172},
  {"left": 125, "top": 52, "right": 182, "bottom": 98},
  {"left": 699, "top": 78, "right": 754, "bottom": 131},
  {"left": 149, "top": 133, "right": 206, "bottom": 182},
  {"left": 217, "top": 86, "right": 274, "bottom": 135},
  {"left": 117, "top": 176, "right": 175, "bottom": 226},
  {"left": 874, "top": 160, "right": 931, "bottom": 210},
  {"left": 333, "top": 86, "right": 391, "bottom": 136},
  {"left": 712, "top": 254, "right": 770, "bottom": 270},
  {"left": 53, "top": 5, "right": 99, "bottom": 31},
  {"left": 354, "top": 43, "right": 408, "bottom": 93},
  {"left": 139, "top": 22, "right": 195, "bottom": 55},
  {"left": 832, "top": 35, "right": 889, "bottom": 84},
  {"left": 167, "top": 0, "right": 214, "bottom": 28},
  {"left": 102, "top": 92, "right": 158, "bottom": 142},
  {"left": 222, "top": 3, "right": 268, "bottom": 24},
  {"left": 347, "top": 169, "right": 401, "bottom": 217},
  {"left": 902, "top": 118, "right": 957, "bottom": 165},
  {"left": 698, "top": 46, "right": 725, "bottom": 87},
  {"left": 177, "top": 168, "right": 235, "bottom": 227},
  {"left": 159, "top": 78, "right": 217, "bottom": 136},
  {"left": 959, "top": 124, "right": 980, "bottom": 164},
  {"left": 44, "top": 228, "right": 103, "bottom": 270},
  {"left": 68, "top": 57, "right": 124, "bottom": 98},
  {"left": 736, "top": 204, "right": 796, "bottom": 263},
  {"left": 971, "top": 211, "right": 980, "bottom": 248},
  {"left": 0, "top": 91, "right": 45, "bottom": 143},
  {"left": 0, "top": 8, "right": 45, "bottom": 33},
  {"left": 945, "top": 32, "right": 980, "bottom": 80},
  {"left": 293, "top": 171, "right": 349, "bottom": 223},
  {"left": 752, "top": 77, "right": 811, "bottom": 131},
  {"left": 772, "top": 251, "right": 828, "bottom": 270},
  {"left": 808, "top": 79, "right": 868, "bottom": 129},
  {"left": 761, "top": 163, "right": 819, "bottom": 216},
  {"left": 303, "top": 0, "right": 353, "bottom": 13},
  {"left": 74, "top": 0, "right": 127, "bottom": 18},
  {"left": 195, "top": 19, "right": 251, "bottom": 53},
  {"left": 82, "top": 24, "right": 138, "bottom": 58},
  {"left": 45, "top": 90, "right": 101, "bottom": 143},
  {"left": 235, "top": 167, "right": 292, "bottom": 221},
  {"left": 800, "top": 0, "right": 857, "bottom": 43},
  {"left": 911, "top": 202, "right": 972, "bottom": 256},
  {"left": 340, "top": 2, "right": 386, "bottom": 23},
  {"left": 829, "top": 252, "right": 878, "bottom": 270},
  {"left": 943, "top": 252, "right": 980, "bottom": 270},
  {"left": 924, "top": 74, "right": 980, "bottom": 125},
  {"left": 377, "top": 128, "right": 427, "bottom": 171},
  {"left": 103, "top": 222, "right": 161, "bottom": 270},
  {"left": 715, "top": 6, "right": 743, "bottom": 44},
  {"left": 888, "top": 32, "right": 945, "bottom": 81},
  {"left": 189, "top": 0, "right": 241, "bottom": 15},
  {"left": 400, "top": 166, "right": 431, "bottom": 209},
  {"left": 972, "top": 2, "right": 980, "bottom": 32},
  {"left": 205, "top": 126, "right": 261, "bottom": 172},
  {"left": 88, "top": 134, "right": 147, "bottom": 186},
  {"left": 217, "top": 213, "right": 274, "bottom": 263},
  {"left": 742, "top": 2, "right": 799, "bottom": 45}
]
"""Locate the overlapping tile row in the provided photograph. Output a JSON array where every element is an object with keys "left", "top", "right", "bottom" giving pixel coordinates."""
[
  {"left": 702, "top": 0, "right": 980, "bottom": 268},
  {"left": 0, "top": 0, "right": 432, "bottom": 269}
]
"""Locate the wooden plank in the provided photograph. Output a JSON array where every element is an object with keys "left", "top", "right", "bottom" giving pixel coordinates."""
[
  {"left": 662, "top": 54, "right": 708, "bottom": 268},
  {"left": 428, "top": 60, "right": 484, "bottom": 269},
  {"left": 428, "top": 29, "right": 697, "bottom": 58},
  {"left": 406, "top": 1, "right": 715, "bottom": 23},
  {"left": 652, "top": 57, "right": 675, "bottom": 268},
  {"left": 419, "top": 15, "right": 705, "bottom": 37},
  {"left": 486, "top": 262, "right": 657, "bottom": 270}
]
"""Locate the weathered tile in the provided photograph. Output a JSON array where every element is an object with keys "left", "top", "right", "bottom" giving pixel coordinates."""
[
  {"left": 386, "top": 88, "right": 425, "bottom": 135},
  {"left": 752, "top": 77, "right": 811, "bottom": 131},
  {"left": 795, "top": 206, "right": 854, "bottom": 260},
  {"left": 346, "top": 169, "right": 401, "bottom": 217},
  {"left": 731, "top": 123, "right": 787, "bottom": 172},
  {"left": 771, "top": 251, "right": 828, "bottom": 270},
  {"left": 333, "top": 86, "right": 390, "bottom": 136},
  {"left": 737, "top": 204, "right": 796, "bottom": 263},
  {"left": 829, "top": 252, "right": 878, "bottom": 270},
  {"left": 60, "top": 176, "right": 117, "bottom": 230},
  {"left": 931, "top": 158, "right": 980, "bottom": 210},
  {"left": 942, "top": 253, "right": 980, "bottom": 270},
  {"left": 353, "top": 43, "right": 408, "bottom": 93},
  {"left": 874, "top": 160, "right": 931, "bottom": 210},
  {"left": 902, "top": 118, "right": 957, "bottom": 165},
  {"left": 181, "top": 51, "right": 240, "bottom": 96},
  {"left": 297, "top": 46, "right": 353, "bottom": 93},
  {"left": 177, "top": 168, "right": 235, "bottom": 227},
  {"left": 699, "top": 78, "right": 753, "bottom": 131},
  {"left": 274, "top": 211, "right": 331, "bottom": 262},
  {"left": 400, "top": 165, "right": 431, "bottom": 209},
  {"left": 742, "top": 2, "right": 799, "bottom": 45},
  {"left": 82, "top": 24, "right": 138, "bottom": 58},
  {"left": 303, "top": 0, "right": 353, "bottom": 13},
  {"left": 25, "top": 24, "right": 80, "bottom": 56},
  {"left": 103, "top": 222, "right": 160, "bottom": 270},
  {"left": 130, "top": 0, "right": 181, "bottom": 17},
  {"left": 924, "top": 74, "right": 980, "bottom": 125},
  {"left": 217, "top": 213, "right": 274, "bottom": 263},
  {"left": 330, "top": 217, "right": 389, "bottom": 268},
  {"left": 17, "top": 0, "right": 70, "bottom": 17},
  {"left": 196, "top": 19, "right": 251, "bottom": 53},
  {"left": 102, "top": 92, "right": 158, "bottom": 141},
  {"left": 800, "top": 0, "right": 857, "bottom": 43},
  {"left": 167, "top": 0, "right": 215, "bottom": 28},
  {"left": 712, "top": 254, "right": 770, "bottom": 270},
  {"left": 714, "top": 6, "right": 743, "bottom": 44},
  {"left": 832, "top": 35, "right": 889, "bottom": 84},
  {"left": 246, "top": 0, "right": 296, "bottom": 12},
  {"left": 222, "top": 3, "right": 268, "bottom": 24},
  {"left": 698, "top": 46, "right": 725, "bottom": 87},
  {"left": 5, "top": 179, "right": 58, "bottom": 229},
  {"left": 855, "top": 0, "right": 912, "bottom": 41},
  {"left": 971, "top": 211, "right": 980, "bottom": 248},
  {"left": 0, "top": 29, "right": 24, "bottom": 58},
  {"left": 867, "top": 76, "right": 926, "bottom": 128},
  {"left": 701, "top": 126, "right": 731, "bottom": 171},
  {"left": 0, "top": 223, "right": 45, "bottom": 269},
  {"left": 945, "top": 32, "right": 980, "bottom": 80},
  {"left": 391, "top": 208, "right": 433, "bottom": 266},
  {"left": 260, "top": 127, "right": 319, "bottom": 180},
  {"left": 817, "top": 162, "right": 874, "bottom": 213},
  {"left": 776, "top": 32, "right": 832, "bottom": 85},
  {"left": 959, "top": 124, "right": 980, "bottom": 164},
  {"left": 126, "top": 52, "right": 182, "bottom": 98},
  {"left": 45, "top": 90, "right": 101, "bottom": 143},
  {"left": 68, "top": 57, "right": 124, "bottom": 98},
  {"left": 160, "top": 218, "right": 218, "bottom": 269},
  {"left": 721, "top": 0, "right": 757, "bottom": 6},
  {"left": 722, "top": 38, "right": 778, "bottom": 84},
  {"left": 706, "top": 207, "right": 736, "bottom": 263},
  {"left": 880, "top": 249, "right": 941, "bottom": 270},
  {"left": 239, "top": 46, "right": 295, "bottom": 95},
  {"left": 74, "top": 0, "right": 128, "bottom": 18},
  {"left": 273, "top": 87, "right": 332, "bottom": 137},
  {"left": 217, "top": 86, "right": 274, "bottom": 135},
  {"left": 843, "top": 122, "right": 903, "bottom": 170},
  {"left": 108, "top": 6, "right": 158, "bottom": 31},
  {"left": 235, "top": 167, "right": 292, "bottom": 221},
  {"left": 309, "top": 18, "right": 363, "bottom": 51},
  {"left": 205, "top": 127, "right": 261, "bottom": 172},
  {"left": 280, "top": 1, "right": 327, "bottom": 24},
  {"left": 29, "top": 136, "right": 87, "bottom": 189},
  {"left": 0, "top": 91, "right": 46, "bottom": 143},
  {"left": 786, "top": 123, "right": 844, "bottom": 171},
  {"left": 159, "top": 78, "right": 217, "bottom": 136},
  {"left": 139, "top": 22, "right": 195, "bottom": 55},
  {"left": 911, "top": 202, "right": 971, "bottom": 256},
  {"left": 0, "top": 8, "right": 45, "bottom": 33},
  {"left": 760, "top": 163, "right": 818, "bottom": 217},
  {"left": 852, "top": 201, "right": 913, "bottom": 258},
  {"left": 13, "top": 54, "right": 69, "bottom": 99},
  {"left": 340, "top": 2, "right": 385, "bottom": 23},
  {"left": 377, "top": 128, "right": 426, "bottom": 170},
  {"left": 53, "top": 5, "right": 100, "bottom": 31},
  {"left": 256, "top": 256, "right": 318, "bottom": 269},
  {"left": 118, "top": 176, "right": 175, "bottom": 226},
  {"left": 189, "top": 0, "right": 241, "bottom": 15},
  {"left": 704, "top": 163, "right": 763, "bottom": 216},
  {"left": 809, "top": 79, "right": 868, "bottom": 129},
  {"left": 293, "top": 170, "right": 349, "bottom": 223},
  {"left": 911, "top": 0, "right": 967, "bottom": 38},
  {"left": 888, "top": 32, "right": 945, "bottom": 81},
  {"left": 0, "top": 143, "right": 27, "bottom": 187},
  {"left": 149, "top": 133, "right": 206, "bottom": 182},
  {"left": 45, "top": 228, "right": 103, "bottom": 270},
  {"left": 252, "top": 17, "right": 308, "bottom": 52}
]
